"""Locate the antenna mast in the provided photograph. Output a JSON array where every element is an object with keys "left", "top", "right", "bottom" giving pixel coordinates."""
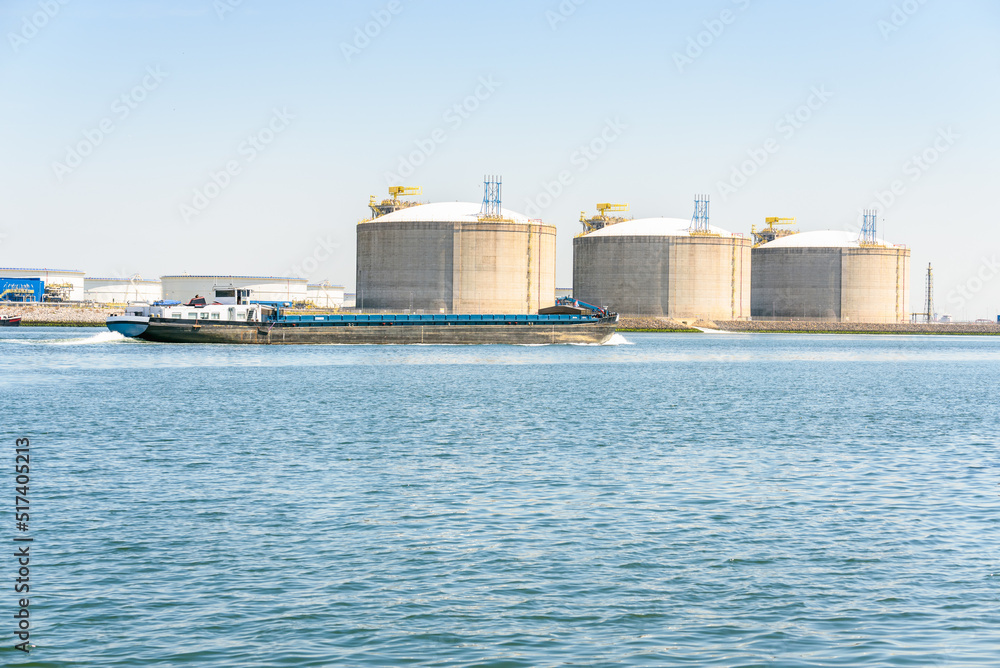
[
  {"left": 860, "top": 209, "right": 879, "bottom": 246},
  {"left": 924, "top": 263, "right": 934, "bottom": 323},
  {"left": 689, "top": 194, "right": 711, "bottom": 234},
  {"left": 480, "top": 175, "right": 503, "bottom": 219}
]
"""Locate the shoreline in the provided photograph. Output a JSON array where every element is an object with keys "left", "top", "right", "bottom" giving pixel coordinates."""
[
  {"left": 20, "top": 321, "right": 105, "bottom": 327},
  {"left": 616, "top": 316, "right": 1000, "bottom": 335},
  {"left": 4, "top": 306, "right": 999, "bottom": 336},
  {"left": 616, "top": 328, "right": 1000, "bottom": 335}
]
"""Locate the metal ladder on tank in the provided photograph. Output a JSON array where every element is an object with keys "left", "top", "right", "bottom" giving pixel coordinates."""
[
  {"left": 731, "top": 237, "right": 737, "bottom": 320},
  {"left": 526, "top": 224, "right": 534, "bottom": 313}
]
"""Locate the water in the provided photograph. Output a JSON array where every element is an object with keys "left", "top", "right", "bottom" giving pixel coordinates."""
[{"left": 2, "top": 327, "right": 998, "bottom": 667}]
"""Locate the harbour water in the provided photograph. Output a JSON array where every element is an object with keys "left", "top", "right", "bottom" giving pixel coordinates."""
[{"left": 2, "top": 328, "right": 998, "bottom": 666}]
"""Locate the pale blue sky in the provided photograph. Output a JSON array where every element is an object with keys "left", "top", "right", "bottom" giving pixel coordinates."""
[{"left": 2, "top": 0, "right": 998, "bottom": 317}]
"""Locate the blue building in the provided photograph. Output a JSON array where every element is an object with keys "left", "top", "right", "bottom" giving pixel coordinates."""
[{"left": 0, "top": 277, "right": 45, "bottom": 302}]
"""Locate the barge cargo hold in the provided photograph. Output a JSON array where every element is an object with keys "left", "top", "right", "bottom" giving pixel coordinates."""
[{"left": 106, "top": 288, "right": 618, "bottom": 345}]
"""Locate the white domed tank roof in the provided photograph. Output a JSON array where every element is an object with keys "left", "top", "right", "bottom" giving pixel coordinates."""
[
  {"left": 585, "top": 217, "right": 733, "bottom": 237},
  {"left": 762, "top": 230, "right": 891, "bottom": 248},
  {"left": 374, "top": 201, "right": 534, "bottom": 224}
]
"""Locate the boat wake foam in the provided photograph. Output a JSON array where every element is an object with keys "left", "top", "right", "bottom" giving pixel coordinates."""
[
  {"left": 603, "top": 332, "right": 634, "bottom": 346},
  {"left": 1, "top": 331, "right": 129, "bottom": 345},
  {"left": 568, "top": 332, "right": 633, "bottom": 347},
  {"left": 52, "top": 331, "right": 130, "bottom": 345}
]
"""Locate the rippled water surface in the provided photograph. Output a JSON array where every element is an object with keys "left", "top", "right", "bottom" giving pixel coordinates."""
[{"left": 2, "top": 328, "right": 998, "bottom": 667}]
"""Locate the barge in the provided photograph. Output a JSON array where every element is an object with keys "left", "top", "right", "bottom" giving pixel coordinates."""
[{"left": 106, "top": 288, "right": 618, "bottom": 345}]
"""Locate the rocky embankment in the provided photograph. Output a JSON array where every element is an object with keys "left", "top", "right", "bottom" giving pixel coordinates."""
[
  {"left": 712, "top": 320, "right": 1000, "bottom": 335},
  {"left": 1, "top": 303, "right": 108, "bottom": 326},
  {"left": 617, "top": 315, "right": 1000, "bottom": 335},
  {"left": 616, "top": 316, "right": 701, "bottom": 332}
]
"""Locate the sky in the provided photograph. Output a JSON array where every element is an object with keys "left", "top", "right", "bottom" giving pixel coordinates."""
[{"left": 1, "top": 0, "right": 998, "bottom": 319}]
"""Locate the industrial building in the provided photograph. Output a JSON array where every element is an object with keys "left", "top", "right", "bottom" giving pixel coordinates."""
[
  {"left": 0, "top": 267, "right": 85, "bottom": 301},
  {"left": 84, "top": 277, "right": 162, "bottom": 304},
  {"left": 572, "top": 198, "right": 751, "bottom": 319},
  {"left": 0, "top": 277, "right": 44, "bottom": 302},
  {"left": 160, "top": 275, "right": 308, "bottom": 304},
  {"left": 306, "top": 282, "right": 345, "bottom": 308},
  {"left": 751, "top": 213, "right": 910, "bottom": 323},
  {"left": 356, "top": 180, "right": 556, "bottom": 313}
]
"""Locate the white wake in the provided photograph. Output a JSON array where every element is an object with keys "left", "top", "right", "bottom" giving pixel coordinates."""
[
  {"left": 51, "top": 331, "right": 129, "bottom": 345},
  {"left": 569, "top": 332, "right": 634, "bottom": 346}
]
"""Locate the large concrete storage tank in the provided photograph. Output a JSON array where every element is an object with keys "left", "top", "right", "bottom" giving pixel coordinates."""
[
  {"left": 751, "top": 230, "right": 910, "bottom": 323},
  {"left": 356, "top": 202, "right": 556, "bottom": 313},
  {"left": 572, "top": 218, "right": 751, "bottom": 319}
]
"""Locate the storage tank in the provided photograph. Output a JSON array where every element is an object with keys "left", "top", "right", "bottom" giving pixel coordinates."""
[
  {"left": 751, "top": 230, "right": 910, "bottom": 323},
  {"left": 160, "top": 275, "right": 308, "bottom": 304},
  {"left": 85, "top": 277, "right": 161, "bottom": 304},
  {"left": 306, "top": 282, "right": 345, "bottom": 308},
  {"left": 356, "top": 201, "right": 556, "bottom": 313},
  {"left": 572, "top": 218, "right": 751, "bottom": 319}
]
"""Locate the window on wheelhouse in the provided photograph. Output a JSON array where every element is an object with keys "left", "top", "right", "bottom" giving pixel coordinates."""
[{"left": 213, "top": 287, "right": 252, "bottom": 305}]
